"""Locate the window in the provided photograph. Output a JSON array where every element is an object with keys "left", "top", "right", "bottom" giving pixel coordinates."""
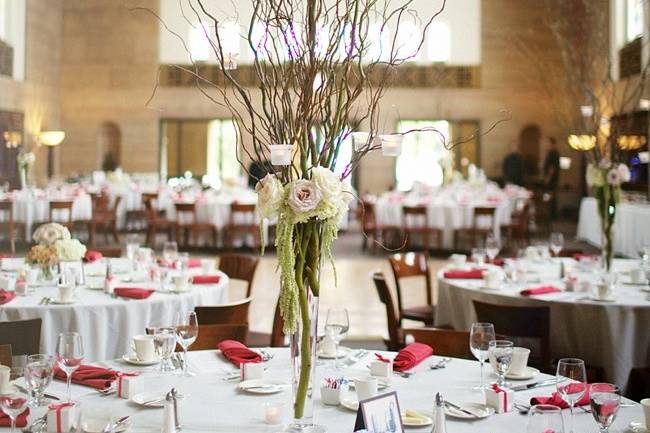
[
  {"left": 188, "top": 25, "right": 211, "bottom": 62},
  {"left": 427, "top": 21, "right": 450, "bottom": 63},
  {"left": 366, "top": 23, "right": 391, "bottom": 62},
  {"left": 220, "top": 21, "right": 241, "bottom": 56},
  {"left": 626, "top": 0, "right": 645, "bottom": 42},
  {"left": 395, "top": 21, "right": 421, "bottom": 62},
  {"left": 207, "top": 119, "right": 240, "bottom": 181},
  {"left": 395, "top": 120, "right": 451, "bottom": 191}
]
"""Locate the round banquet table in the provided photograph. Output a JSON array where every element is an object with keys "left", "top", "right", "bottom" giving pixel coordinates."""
[
  {"left": 0, "top": 259, "right": 229, "bottom": 362},
  {"left": 435, "top": 258, "right": 650, "bottom": 386},
  {"left": 3, "top": 349, "right": 644, "bottom": 433}
]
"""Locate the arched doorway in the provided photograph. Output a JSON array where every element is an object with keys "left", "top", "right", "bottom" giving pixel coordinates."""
[{"left": 97, "top": 122, "right": 121, "bottom": 171}]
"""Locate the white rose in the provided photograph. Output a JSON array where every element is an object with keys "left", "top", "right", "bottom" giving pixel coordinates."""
[
  {"left": 586, "top": 164, "right": 605, "bottom": 187},
  {"left": 255, "top": 174, "right": 284, "bottom": 219},
  {"left": 311, "top": 166, "right": 341, "bottom": 201},
  {"left": 606, "top": 168, "right": 621, "bottom": 186},
  {"left": 617, "top": 164, "right": 631, "bottom": 183},
  {"left": 287, "top": 180, "right": 322, "bottom": 214},
  {"left": 54, "top": 239, "right": 87, "bottom": 261},
  {"left": 33, "top": 223, "right": 71, "bottom": 246}
]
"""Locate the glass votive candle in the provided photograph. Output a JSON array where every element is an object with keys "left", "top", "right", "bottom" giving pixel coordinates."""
[
  {"left": 380, "top": 134, "right": 403, "bottom": 156},
  {"left": 270, "top": 144, "right": 293, "bottom": 166},
  {"left": 263, "top": 401, "right": 286, "bottom": 425},
  {"left": 351, "top": 132, "right": 371, "bottom": 151}
]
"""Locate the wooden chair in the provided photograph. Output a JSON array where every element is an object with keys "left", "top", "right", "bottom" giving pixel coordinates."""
[
  {"left": 247, "top": 298, "right": 287, "bottom": 348},
  {"left": 372, "top": 272, "right": 403, "bottom": 351},
  {"left": 218, "top": 254, "right": 259, "bottom": 298},
  {"left": 360, "top": 199, "right": 379, "bottom": 252},
  {"left": 0, "top": 200, "right": 24, "bottom": 254},
  {"left": 88, "top": 194, "right": 121, "bottom": 246},
  {"left": 191, "top": 324, "right": 249, "bottom": 351},
  {"left": 402, "top": 205, "right": 442, "bottom": 251},
  {"left": 144, "top": 198, "right": 175, "bottom": 247},
  {"left": 403, "top": 328, "right": 473, "bottom": 359},
  {"left": 472, "top": 300, "right": 551, "bottom": 372},
  {"left": 194, "top": 297, "right": 252, "bottom": 326},
  {"left": 49, "top": 200, "right": 75, "bottom": 231},
  {"left": 174, "top": 202, "right": 217, "bottom": 247},
  {"left": 224, "top": 203, "right": 260, "bottom": 250},
  {"left": 125, "top": 192, "right": 160, "bottom": 232},
  {"left": 454, "top": 206, "right": 497, "bottom": 250},
  {"left": 0, "top": 319, "right": 42, "bottom": 356},
  {"left": 88, "top": 247, "right": 122, "bottom": 258},
  {"left": 388, "top": 252, "right": 435, "bottom": 327},
  {"left": 0, "top": 344, "right": 12, "bottom": 367},
  {"left": 501, "top": 199, "right": 530, "bottom": 250}
]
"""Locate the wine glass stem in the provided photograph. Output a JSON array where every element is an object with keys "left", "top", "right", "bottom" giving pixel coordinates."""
[
  {"left": 569, "top": 404, "right": 574, "bottom": 433},
  {"left": 10, "top": 418, "right": 15, "bottom": 433},
  {"left": 479, "top": 360, "right": 484, "bottom": 388},
  {"left": 66, "top": 372, "right": 72, "bottom": 401},
  {"left": 183, "top": 348, "right": 188, "bottom": 375},
  {"left": 334, "top": 341, "right": 340, "bottom": 369}
]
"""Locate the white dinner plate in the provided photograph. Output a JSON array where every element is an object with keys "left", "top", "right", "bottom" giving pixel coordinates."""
[
  {"left": 82, "top": 417, "right": 131, "bottom": 433},
  {"left": 340, "top": 396, "right": 359, "bottom": 411},
  {"left": 317, "top": 346, "right": 351, "bottom": 359},
  {"left": 506, "top": 366, "right": 540, "bottom": 380},
  {"left": 131, "top": 391, "right": 184, "bottom": 408},
  {"left": 348, "top": 377, "right": 391, "bottom": 390},
  {"left": 401, "top": 411, "right": 433, "bottom": 427},
  {"left": 238, "top": 379, "right": 288, "bottom": 394},
  {"left": 121, "top": 354, "right": 160, "bottom": 366},
  {"left": 444, "top": 403, "right": 494, "bottom": 420},
  {"left": 628, "top": 422, "right": 649, "bottom": 433}
]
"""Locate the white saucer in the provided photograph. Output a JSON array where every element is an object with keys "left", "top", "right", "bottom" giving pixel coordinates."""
[
  {"left": 121, "top": 354, "right": 160, "bottom": 366},
  {"left": 317, "top": 346, "right": 351, "bottom": 359},
  {"left": 628, "top": 422, "right": 649, "bottom": 433},
  {"left": 238, "top": 379, "right": 288, "bottom": 394},
  {"left": 506, "top": 366, "right": 540, "bottom": 380},
  {"left": 340, "top": 396, "right": 359, "bottom": 411},
  {"left": 401, "top": 411, "right": 433, "bottom": 427},
  {"left": 50, "top": 299, "right": 76, "bottom": 305},
  {"left": 131, "top": 391, "right": 184, "bottom": 408},
  {"left": 624, "top": 280, "right": 649, "bottom": 286},
  {"left": 349, "top": 377, "right": 391, "bottom": 390},
  {"left": 588, "top": 296, "right": 617, "bottom": 302},
  {"left": 444, "top": 403, "right": 494, "bottom": 420}
]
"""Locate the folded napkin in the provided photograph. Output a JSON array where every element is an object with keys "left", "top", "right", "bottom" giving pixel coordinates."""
[
  {"left": 157, "top": 258, "right": 202, "bottom": 269},
  {"left": 217, "top": 340, "right": 262, "bottom": 367},
  {"left": 54, "top": 365, "right": 119, "bottom": 390},
  {"left": 191, "top": 275, "right": 221, "bottom": 285},
  {"left": 392, "top": 343, "right": 433, "bottom": 372},
  {"left": 0, "top": 408, "right": 29, "bottom": 427},
  {"left": 113, "top": 288, "right": 155, "bottom": 299},
  {"left": 531, "top": 383, "right": 590, "bottom": 409},
  {"left": 573, "top": 253, "right": 595, "bottom": 262},
  {"left": 84, "top": 250, "right": 103, "bottom": 263},
  {"left": 443, "top": 269, "right": 484, "bottom": 279},
  {"left": 0, "top": 290, "right": 16, "bottom": 305},
  {"left": 520, "top": 286, "right": 562, "bottom": 296},
  {"left": 469, "top": 257, "right": 504, "bottom": 266}
]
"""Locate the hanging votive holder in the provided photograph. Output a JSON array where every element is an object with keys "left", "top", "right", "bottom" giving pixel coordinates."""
[
  {"left": 380, "top": 134, "right": 403, "bottom": 156},
  {"left": 351, "top": 132, "right": 372, "bottom": 152},
  {"left": 270, "top": 144, "right": 293, "bottom": 166}
]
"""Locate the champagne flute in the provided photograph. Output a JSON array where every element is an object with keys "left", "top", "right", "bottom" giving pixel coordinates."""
[
  {"left": 55, "top": 332, "right": 84, "bottom": 402},
  {"left": 175, "top": 311, "right": 199, "bottom": 376},
  {"left": 25, "top": 354, "right": 55, "bottom": 407},
  {"left": 550, "top": 232, "right": 565, "bottom": 257},
  {"left": 527, "top": 404, "right": 565, "bottom": 433},
  {"left": 488, "top": 340, "right": 513, "bottom": 387},
  {"left": 325, "top": 308, "right": 350, "bottom": 368},
  {"left": 590, "top": 383, "right": 620, "bottom": 433},
  {"left": 163, "top": 241, "right": 178, "bottom": 263},
  {"left": 469, "top": 322, "right": 495, "bottom": 390},
  {"left": 0, "top": 389, "right": 29, "bottom": 433},
  {"left": 154, "top": 327, "right": 177, "bottom": 373},
  {"left": 485, "top": 234, "right": 500, "bottom": 262},
  {"left": 471, "top": 248, "right": 487, "bottom": 267},
  {"left": 557, "top": 358, "right": 587, "bottom": 433}
]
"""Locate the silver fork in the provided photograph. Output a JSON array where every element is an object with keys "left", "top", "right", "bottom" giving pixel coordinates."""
[{"left": 430, "top": 358, "right": 452, "bottom": 369}]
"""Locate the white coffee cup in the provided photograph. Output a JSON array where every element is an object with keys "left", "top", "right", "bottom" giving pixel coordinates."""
[
  {"left": 640, "top": 398, "right": 650, "bottom": 430},
  {"left": 483, "top": 268, "right": 503, "bottom": 289},
  {"left": 595, "top": 283, "right": 611, "bottom": 300},
  {"left": 354, "top": 376, "right": 378, "bottom": 401},
  {"left": 509, "top": 347, "right": 531, "bottom": 376},
  {"left": 58, "top": 284, "right": 74, "bottom": 302},
  {"left": 450, "top": 254, "right": 467, "bottom": 269},
  {"left": 629, "top": 268, "right": 646, "bottom": 284},
  {"left": 0, "top": 276, "right": 16, "bottom": 292},
  {"left": 201, "top": 259, "right": 216, "bottom": 275},
  {"left": 131, "top": 334, "right": 156, "bottom": 362},
  {"left": 0, "top": 365, "right": 11, "bottom": 394},
  {"left": 172, "top": 274, "right": 191, "bottom": 292},
  {"left": 320, "top": 337, "right": 337, "bottom": 357},
  {"left": 320, "top": 386, "right": 341, "bottom": 406}
]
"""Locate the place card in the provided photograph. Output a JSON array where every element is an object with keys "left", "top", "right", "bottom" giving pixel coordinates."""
[
  {"left": 47, "top": 402, "right": 78, "bottom": 433},
  {"left": 354, "top": 391, "right": 404, "bottom": 433},
  {"left": 117, "top": 374, "right": 143, "bottom": 399},
  {"left": 485, "top": 384, "right": 513, "bottom": 413}
]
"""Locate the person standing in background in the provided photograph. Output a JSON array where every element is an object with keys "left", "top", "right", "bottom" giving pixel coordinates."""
[
  {"left": 502, "top": 141, "right": 525, "bottom": 186},
  {"left": 543, "top": 136, "right": 560, "bottom": 219}
]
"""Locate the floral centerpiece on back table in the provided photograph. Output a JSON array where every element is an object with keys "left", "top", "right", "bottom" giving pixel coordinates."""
[{"left": 27, "top": 223, "right": 86, "bottom": 280}]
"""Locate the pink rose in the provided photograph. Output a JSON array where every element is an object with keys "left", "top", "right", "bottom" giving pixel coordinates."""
[{"left": 287, "top": 180, "right": 322, "bottom": 214}]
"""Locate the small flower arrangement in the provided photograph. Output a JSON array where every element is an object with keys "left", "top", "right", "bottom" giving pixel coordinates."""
[
  {"left": 53, "top": 239, "right": 87, "bottom": 262},
  {"left": 33, "top": 223, "right": 71, "bottom": 246},
  {"left": 585, "top": 160, "right": 630, "bottom": 189},
  {"left": 26, "top": 244, "right": 59, "bottom": 269}
]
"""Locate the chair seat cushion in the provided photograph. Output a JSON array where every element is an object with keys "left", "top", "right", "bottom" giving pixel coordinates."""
[{"left": 402, "top": 305, "right": 434, "bottom": 323}]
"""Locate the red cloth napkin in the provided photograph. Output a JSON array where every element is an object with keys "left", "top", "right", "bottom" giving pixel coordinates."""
[
  {"left": 443, "top": 269, "right": 484, "bottom": 279},
  {"left": 0, "top": 408, "right": 29, "bottom": 427},
  {"left": 0, "top": 290, "right": 16, "bottom": 305},
  {"left": 531, "top": 383, "right": 590, "bottom": 409},
  {"left": 520, "top": 286, "right": 562, "bottom": 296},
  {"left": 392, "top": 343, "right": 433, "bottom": 372},
  {"left": 157, "top": 258, "right": 202, "bottom": 269},
  {"left": 84, "top": 250, "right": 103, "bottom": 262},
  {"left": 573, "top": 253, "right": 595, "bottom": 262},
  {"left": 113, "top": 288, "right": 155, "bottom": 299},
  {"left": 217, "top": 340, "right": 262, "bottom": 367},
  {"left": 469, "top": 257, "right": 504, "bottom": 266},
  {"left": 54, "top": 365, "right": 119, "bottom": 390},
  {"left": 191, "top": 275, "right": 221, "bottom": 285}
]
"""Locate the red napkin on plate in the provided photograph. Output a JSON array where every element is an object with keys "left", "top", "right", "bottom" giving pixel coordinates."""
[
  {"left": 443, "top": 269, "right": 484, "bottom": 279},
  {"left": 392, "top": 343, "right": 433, "bottom": 372},
  {"left": 0, "top": 408, "right": 29, "bottom": 427},
  {"left": 531, "top": 383, "right": 590, "bottom": 409},
  {"left": 191, "top": 275, "right": 221, "bottom": 285},
  {"left": 84, "top": 250, "right": 103, "bottom": 262},
  {"left": 54, "top": 365, "right": 119, "bottom": 390},
  {"left": 113, "top": 288, "right": 155, "bottom": 299},
  {"left": 520, "top": 286, "right": 562, "bottom": 296},
  {"left": 0, "top": 290, "right": 16, "bottom": 305},
  {"left": 157, "top": 258, "right": 202, "bottom": 269},
  {"left": 217, "top": 340, "right": 262, "bottom": 367}
]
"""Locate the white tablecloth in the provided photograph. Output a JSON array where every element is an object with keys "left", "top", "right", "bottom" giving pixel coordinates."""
[
  {"left": 2, "top": 349, "right": 643, "bottom": 433},
  {"left": 0, "top": 259, "right": 229, "bottom": 361},
  {"left": 577, "top": 197, "right": 650, "bottom": 258},
  {"left": 435, "top": 258, "right": 650, "bottom": 386}
]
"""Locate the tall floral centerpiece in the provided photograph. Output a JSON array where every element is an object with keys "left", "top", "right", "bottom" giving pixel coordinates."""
[
  {"left": 27, "top": 223, "right": 86, "bottom": 280},
  {"left": 17, "top": 150, "right": 35, "bottom": 189}
]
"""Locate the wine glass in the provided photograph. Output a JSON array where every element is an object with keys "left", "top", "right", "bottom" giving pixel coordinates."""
[
  {"left": 471, "top": 248, "right": 487, "bottom": 267},
  {"left": 469, "top": 322, "right": 495, "bottom": 390},
  {"left": 527, "top": 404, "right": 565, "bottom": 433},
  {"left": 175, "top": 311, "right": 199, "bottom": 376},
  {"left": 80, "top": 405, "right": 112, "bottom": 433},
  {"left": 163, "top": 241, "right": 178, "bottom": 263},
  {"left": 125, "top": 234, "right": 140, "bottom": 262},
  {"left": 485, "top": 234, "right": 500, "bottom": 262},
  {"left": 488, "top": 340, "right": 514, "bottom": 387},
  {"left": 154, "top": 327, "right": 177, "bottom": 373},
  {"left": 325, "top": 308, "right": 350, "bottom": 368},
  {"left": 177, "top": 252, "right": 190, "bottom": 271},
  {"left": 25, "top": 354, "right": 55, "bottom": 406},
  {"left": 0, "top": 389, "right": 29, "bottom": 433},
  {"left": 557, "top": 358, "right": 587, "bottom": 433},
  {"left": 550, "top": 232, "right": 565, "bottom": 257},
  {"left": 56, "top": 332, "right": 84, "bottom": 402},
  {"left": 590, "top": 383, "right": 620, "bottom": 433}
]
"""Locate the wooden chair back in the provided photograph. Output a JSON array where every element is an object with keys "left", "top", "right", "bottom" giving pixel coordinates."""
[
  {"left": 218, "top": 254, "right": 259, "bottom": 298},
  {"left": 91, "top": 193, "right": 110, "bottom": 212},
  {"left": 404, "top": 328, "right": 473, "bottom": 359},
  {"left": 372, "top": 272, "right": 402, "bottom": 351},
  {"left": 229, "top": 203, "right": 256, "bottom": 225},
  {"left": 402, "top": 205, "right": 428, "bottom": 228},
  {"left": 191, "top": 324, "right": 249, "bottom": 351},
  {"left": 174, "top": 202, "right": 197, "bottom": 224},
  {"left": 142, "top": 192, "right": 159, "bottom": 205},
  {"left": 0, "top": 319, "right": 42, "bottom": 356},
  {"left": 360, "top": 200, "right": 376, "bottom": 229},
  {"left": 195, "top": 297, "right": 252, "bottom": 325},
  {"left": 0, "top": 201, "right": 14, "bottom": 221},
  {"left": 91, "top": 247, "right": 123, "bottom": 258},
  {"left": 49, "top": 200, "right": 74, "bottom": 223},
  {"left": 472, "top": 206, "right": 496, "bottom": 230},
  {"left": 143, "top": 198, "right": 159, "bottom": 222},
  {"left": 0, "top": 344, "right": 12, "bottom": 367},
  {"left": 388, "top": 252, "right": 433, "bottom": 311},
  {"left": 472, "top": 300, "right": 551, "bottom": 371}
]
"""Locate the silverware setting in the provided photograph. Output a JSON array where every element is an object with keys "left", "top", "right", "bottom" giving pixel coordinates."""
[
  {"left": 430, "top": 358, "right": 452, "bottom": 370},
  {"left": 258, "top": 349, "right": 275, "bottom": 362},
  {"left": 394, "top": 370, "right": 414, "bottom": 378},
  {"left": 444, "top": 401, "right": 480, "bottom": 418},
  {"left": 343, "top": 349, "right": 368, "bottom": 366},
  {"left": 38, "top": 297, "right": 54, "bottom": 305},
  {"left": 13, "top": 384, "right": 60, "bottom": 402}
]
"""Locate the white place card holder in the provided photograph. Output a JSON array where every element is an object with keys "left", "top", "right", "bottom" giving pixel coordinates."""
[
  {"left": 0, "top": 275, "right": 16, "bottom": 292},
  {"left": 117, "top": 375, "right": 144, "bottom": 399},
  {"left": 59, "top": 261, "right": 85, "bottom": 286},
  {"left": 485, "top": 385, "right": 513, "bottom": 413},
  {"left": 46, "top": 402, "right": 78, "bottom": 433},
  {"left": 0, "top": 365, "right": 11, "bottom": 394},
  {"left": 369, "top": 359, "right": 393, "bottom": 378},
  {"left": 241, "top": 362, "right": 265, "bottom": 381},
  {"left": 354, "top": 391, "right": 404, "bottom": 433}
]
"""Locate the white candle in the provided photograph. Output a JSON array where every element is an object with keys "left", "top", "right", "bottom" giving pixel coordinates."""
[
  {"left": 270, "top": 144, "right": 293, "bottom": 166},
  {"left": 380, "top": 134, "right": 403, "bottom": 156},
  {"left": 264, "top": 402, "right": 285, "bottom": 425}
]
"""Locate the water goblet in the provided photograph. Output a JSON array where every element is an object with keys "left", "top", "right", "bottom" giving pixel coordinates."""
[
  {"left": 325, "top": 308, "right": 350, "bottom": 368},
  {"left": 471, "top": 248, "right": 487, "bottom": 267},
  {"left": 56, "top": 332, "right": 84, "bottom": 402},
  {"left": 175, "top": 311, "right": 199, "bottom": 376},
  {"left": 488, "top": 340, "right": 513, "bottom": 387},
  {"left": 163, "top": 241, "right": 178, "bottom": 263},
  {"left": 527, "top": 404, "right": 565, "bottom": 433},
  {"left": 485, "top": 234, "right": 500, "bottom": 262},
  {"left": 550, "top": 232, "right": 564, "bottom": 257},
  {"left": 469, "top": 322, "right": 495, "bottom": 391},
  {"left": 557, "top": 358, "right": 587, "bottom": 433},
  {"left": 0, "top": 390, "right": 29, "bottom": 433},
  {"left": 25, "top": 354, "right": 55, "bottom": 406},
  {"left": 154, "top": 327, "right": 177, "bottom": 373},
  {"left": 590, "top": 383, "right": 620, "bottom": 433}
]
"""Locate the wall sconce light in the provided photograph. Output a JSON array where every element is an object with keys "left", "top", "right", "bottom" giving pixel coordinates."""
[
  {"left": 3, "top": 131, "right": 22, "bottom": 148},
  {"left": 559, "top": 157, "right": 572, "bottom": 170},
  {"left": 38, "top": 130, "right": 65, "bottom": 179},
  {"left": 580, "top": 105, "right": 594, "bottom": 117},
  {"left": 639, "top": 99, "right": 650, "bottom": 110},
  {"left": 568, "top": 134, "right": 596, "bottom": 151},
  {"left": 617, "top": 135, "right": 647, "bottom": 151}
]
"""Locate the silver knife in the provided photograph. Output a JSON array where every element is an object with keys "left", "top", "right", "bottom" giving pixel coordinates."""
[
  {"left": 445, "top": 401, "right": 479, "bottom": 418},
  {"left": 13, "top": 383, "right": 60, "bottom": 401},
  {"left": 512, "top": 379, "right": 557, "bottom": 392}
]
